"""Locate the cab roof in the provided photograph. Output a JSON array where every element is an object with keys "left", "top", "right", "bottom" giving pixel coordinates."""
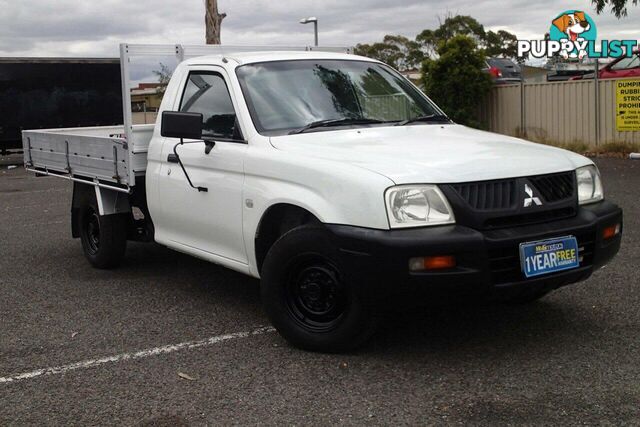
[{"left": 184, "top": 50, "right": 377, "bottom": 66}]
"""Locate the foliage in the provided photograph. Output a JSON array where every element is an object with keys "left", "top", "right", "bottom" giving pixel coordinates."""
[
  {"left": 354, "top": 37, "right": 427, "bottom": 71},
  {"left": 356, "top": 15, "right": 522, "bottom": 70},
  {"left": 416, "top": 15, "right": 486, "bottom": 56},
  {"left": 591, "top": 0, "right": 638, "bottom": 17},
  {"left": 421, "top": 35, "right": 493, "bottom": 128},
  {"left": 152, "top": 63, "right": 173, "bottom": 87},
  {"left": 484, "top": 30, "right": 520, "bottom": 59},
  {"left": 381, "top": 35, "right": 426, "bottom": 70},
  {"left": 354, "top": 42, "right": 404, "bottom": 70}
]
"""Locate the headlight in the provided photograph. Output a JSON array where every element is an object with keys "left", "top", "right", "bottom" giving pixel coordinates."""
[
  {"left": 385, "top": 185, "right": 455, "bottom": 228},
  {"left": 576, "top": 165, "right": 604, "bottom": 205}
]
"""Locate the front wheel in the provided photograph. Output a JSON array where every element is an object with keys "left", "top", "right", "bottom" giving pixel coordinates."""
[
  {"left": 261, "top": 226, "right": 375, "bottom": 352},
  {"left": 78, "top": 200, "right": 128, "bottom": 269}
]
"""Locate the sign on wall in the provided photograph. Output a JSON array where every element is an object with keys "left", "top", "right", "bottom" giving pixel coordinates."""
[{"left": 616, "top": 79, "right": 640, "bottom": 131}]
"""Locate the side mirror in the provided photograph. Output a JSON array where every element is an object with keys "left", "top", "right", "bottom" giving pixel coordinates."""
[{"left": 160, "top": 111, "right": 203, "bottom": 140}]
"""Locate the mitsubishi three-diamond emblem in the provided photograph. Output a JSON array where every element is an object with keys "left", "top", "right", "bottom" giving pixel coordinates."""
[{"left": 523, "top": 183, "right": 543, "bottom": 207}]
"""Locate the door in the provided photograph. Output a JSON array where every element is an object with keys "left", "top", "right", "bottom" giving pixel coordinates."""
[{"left": 158, "top": 68, "right": 248, "bottom": 263}]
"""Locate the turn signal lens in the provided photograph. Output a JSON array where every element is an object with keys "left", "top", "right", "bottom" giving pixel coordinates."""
[
  {"left": 409, "top": 255, "right": 456, "bottom": 272},
  {"left": 603, "top": 223, "right": 621, "bottom": 240}
]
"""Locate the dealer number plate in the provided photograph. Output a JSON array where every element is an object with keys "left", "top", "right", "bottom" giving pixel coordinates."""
[{"left": 519, "top": 236, "right": 579, "bottom": 278}]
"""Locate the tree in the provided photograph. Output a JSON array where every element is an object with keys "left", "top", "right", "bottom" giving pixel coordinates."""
[
  {"left": 592, "top": 0, "right": 638, "bottom": 17},
  {"left": 484, "top": 30, "right": 519, "bottom": 59},
  {"left": 381, "top": 35, "right": 425, "bottom": 70},
  {"left": 417, "top": 15, "right": 520, "bottom": 60},
  {"left": 422, "top": 35, "right": 493, "bottom": 128},
  {"left": 353, "top": 42, "right": 404, "bottom": 70},
  {"left": 417, "top": 15, "right": 486, "bottom": 55},
  {"left": 205, "top": 0, "right": 226, "bottom": 44},
  {"left": 153, "top": 63, "right": 172, "bottom": 86},
  {"left": 355, "top": 14, "right": 522, "bottom": 71},
  {"left": 152, "top": 62, "right": 173, "bottom": 93}
]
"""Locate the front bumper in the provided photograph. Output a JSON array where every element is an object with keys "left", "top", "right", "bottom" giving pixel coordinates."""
[{"left": 327, "top": 201, "right": 622, "bottom": 300}]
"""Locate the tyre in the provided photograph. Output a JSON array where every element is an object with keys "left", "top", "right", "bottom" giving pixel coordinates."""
[
  {"left": 261, "top": 225, "right": 376, "bottom": 352},
  {"left": 78, "top": 197, "right": 128, "bottom": 269}
]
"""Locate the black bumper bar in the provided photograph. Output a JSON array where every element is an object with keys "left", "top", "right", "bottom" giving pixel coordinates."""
[{"left": 326, "top": 201, "right": 622, "bottom": 299}]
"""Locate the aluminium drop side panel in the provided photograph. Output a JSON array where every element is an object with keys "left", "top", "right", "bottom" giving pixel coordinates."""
[{"left": 23, "top": 129, "right": 130, "bottom": 188}]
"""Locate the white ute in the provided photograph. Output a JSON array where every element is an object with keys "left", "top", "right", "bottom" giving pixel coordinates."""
[{"left": 23, "top": 44, "right": 622, "bottom": 352}]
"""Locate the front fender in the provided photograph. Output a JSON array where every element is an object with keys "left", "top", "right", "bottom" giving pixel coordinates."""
[{"left": 242, "top": 149, "right": 394, "bottom": 276}]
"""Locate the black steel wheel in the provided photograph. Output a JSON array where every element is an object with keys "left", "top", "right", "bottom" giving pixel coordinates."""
[
  {"left": 78, "top": 196, "right": 128, "bottom": 269},
  {"left": 261, "top": 225, "right": 375, "bottom": 352},
  {"left": 84, "top": 208, "right": 102, "bottom": 256},
  {"left": 285, "top": 257, "right": 348, "bottom": 333}
]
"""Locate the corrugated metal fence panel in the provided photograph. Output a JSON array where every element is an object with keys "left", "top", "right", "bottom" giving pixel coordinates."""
[
  {"left": 484, "top": 78, "right": 640, "bottom": 147},
  {"left": 480, "top": 84, "right": 521, "bottom": 137},
  {"left": 523, "top": 80, "right": 595, "bottom": 145}
]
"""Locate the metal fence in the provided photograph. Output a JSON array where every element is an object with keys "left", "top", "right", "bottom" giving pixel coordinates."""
[
  {"left": 361, "top": 94, "right": 414, "bottom": 121},
  {"left": 479, "top": 78, "right": 640, "bottom": 147}
]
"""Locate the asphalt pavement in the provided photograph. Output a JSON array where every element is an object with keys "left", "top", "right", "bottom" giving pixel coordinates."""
[{"left": 0, "top": 158, "right": 638, "bottom": 425}]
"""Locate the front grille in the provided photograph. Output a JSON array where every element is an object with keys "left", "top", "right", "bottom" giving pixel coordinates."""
[
  {"left": 529, "top": 171, "right": 575, "bottom": 203},
  {"left": 483, "top": 207, "right": 577, "bottom": 229},
  {"left": 451, "top": 179, "right": 516, "bottom": 210},
  {"left": 445, "top": 171, "right": 578, "bottom": 230},
  {"left": 451, "top": 171, "right": 575, "bottom": 211},
  {"left": 488, "top": 232, "right": 595, "bottom": 285}
]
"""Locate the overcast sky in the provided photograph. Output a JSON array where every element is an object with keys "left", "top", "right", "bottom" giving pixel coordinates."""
[{"left": 0, "top": 0, "right": 638, "bottom": 57}]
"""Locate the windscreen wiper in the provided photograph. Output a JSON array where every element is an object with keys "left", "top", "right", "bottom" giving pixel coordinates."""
[
  {"left": 289, "top": 118, "right": 387, "bottom": 134},
  {"left": 396, "top": 114, "right": 452, "bottom": 126}
]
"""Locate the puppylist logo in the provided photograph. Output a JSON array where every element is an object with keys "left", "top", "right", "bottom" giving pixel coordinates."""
[{"left": 518, "top": 10, "right": 638, "bottom": 60}]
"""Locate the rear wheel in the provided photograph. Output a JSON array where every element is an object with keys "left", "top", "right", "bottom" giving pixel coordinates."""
[
  {"left": 261, "top": 225, "right": 375, "bottom": 352},
  {"left": 78, "top": 199, "right": 128, "bottom": 269}
]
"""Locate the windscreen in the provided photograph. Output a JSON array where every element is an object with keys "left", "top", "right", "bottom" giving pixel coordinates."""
[{"left": 236, "top": 60, "right": 441, "bottom": 135}]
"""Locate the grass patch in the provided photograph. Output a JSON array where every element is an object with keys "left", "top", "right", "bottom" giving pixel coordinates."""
[
  {"left": 531, "top": 139, "right": 639, "bottom": 157},
  {"left": 535, "top": 140, "right": 591, "bottom": 154},
  {"left": 597, "top": 142, "right": 640, "bottom": 154}
]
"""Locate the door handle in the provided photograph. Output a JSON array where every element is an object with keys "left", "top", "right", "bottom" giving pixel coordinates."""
[{"left": 167, "top": 153, "right": 179, "bottom": 163}]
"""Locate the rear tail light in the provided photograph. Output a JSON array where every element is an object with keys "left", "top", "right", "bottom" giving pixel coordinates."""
[{"left": 488, "top": 66, "right": 502, "bottom": 78}]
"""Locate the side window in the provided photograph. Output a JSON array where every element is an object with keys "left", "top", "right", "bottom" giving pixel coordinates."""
[{"left": 179, "top": 72, "right": 238, "bottom": 139}]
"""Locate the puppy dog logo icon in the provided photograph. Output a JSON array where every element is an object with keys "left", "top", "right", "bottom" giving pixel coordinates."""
[{"left": 550, "top": 10, "right": 597, "bottom": 60}]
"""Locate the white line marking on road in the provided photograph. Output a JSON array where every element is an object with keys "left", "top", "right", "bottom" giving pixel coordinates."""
[
  {"left": 0, "top": 188, "right": 68, "bottom": 196},
  {"left": 4, "top": 202, "right": 66, "bottom": 211},
  {"left": 0, "top": 326, "right": 276, "bottom": 385},
  {"left": 9, "top": 220, "right": 65, "bottom": 228}
]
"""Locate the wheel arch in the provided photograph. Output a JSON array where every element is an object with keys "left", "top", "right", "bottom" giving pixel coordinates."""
[
  {"left": 254, "top": 203, "right": 321, "bottom": 274},
  {"left": 71, "top": 183, "right": 131, "bottom": 238},
  {"left": 71, "top": 182, "right": 94, "bottom": 238}
]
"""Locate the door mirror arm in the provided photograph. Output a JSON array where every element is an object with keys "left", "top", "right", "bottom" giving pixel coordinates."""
[{"left": 203, "top": 138, "right": 216, "bottom": 155}]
